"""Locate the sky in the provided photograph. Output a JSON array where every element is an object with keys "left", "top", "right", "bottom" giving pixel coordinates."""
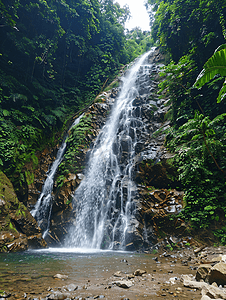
[{"left": 114, "top": 0, "right": 151, "bottom": 31}]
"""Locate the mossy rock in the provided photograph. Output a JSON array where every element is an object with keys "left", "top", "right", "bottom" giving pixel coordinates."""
[
  {"left": 0, "top": 171, "right": 19, "bottom": 207},
  {"left": 0, "top": 171, "right": 47, "bottom": 252}
]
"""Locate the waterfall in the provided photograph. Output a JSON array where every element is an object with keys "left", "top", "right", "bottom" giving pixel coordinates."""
[
  {"left": 65, "top": 49, "right": 155, "bottom": 250},
  {"left": 31, "top": 114, "right": 84, "bottom": 238}
]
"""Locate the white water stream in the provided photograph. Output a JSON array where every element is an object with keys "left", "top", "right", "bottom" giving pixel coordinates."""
[
  {"left": 65, "top": 49, "right": 155, "bottom": 250},
  {"left": 31, "top": 114, "right": 84, "bottom": 238}
]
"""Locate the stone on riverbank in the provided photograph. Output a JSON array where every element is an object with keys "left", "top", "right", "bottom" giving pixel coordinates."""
[
  {"left": 201, "top": 284, "right": 226, "bottom": 299},
  {"left": 208, "top": 262, "right": 226, "bottom": 285},
  {"left": 47, "top": 291, "right": 70, "bottom": 299},
  {"left": 115, "top": 280, "right": 133, "bottom": 288},
  {"left": 196, "top": 264, "right": 212, "bottom": 282},
  {"left": 134, "top": 269, "right": 146, "bottom": 276},
  {"left": 53, "top": 274, "right": 68, "bottom": 280}
]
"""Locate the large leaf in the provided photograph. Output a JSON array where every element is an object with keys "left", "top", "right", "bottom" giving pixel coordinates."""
[
  {"left": 194, "top": 44, "right": 226, "bottom": 89},
  {"left": 217, "top": 79, "right": 226, "bottom": 103}
]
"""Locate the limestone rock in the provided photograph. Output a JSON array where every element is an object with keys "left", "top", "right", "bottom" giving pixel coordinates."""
[
  {"left": 127, "top": 274, "right": 135, "bottom": 279},
  {"left": 200, "top": 296, "right": 224, "bottom": 300},
  {"left": 114, "top": 271, "right": 123, "bottom": 277},
  {"left": 196, "top": 264, "right": 212, "bottom": 282},
  {"left": 201, "top": 296, "right": 212, "bottom": 300},
  {"left": 212, "top": 255, "right": 226, "bottom": 263},
  {"left": 134, "top": 269, "right": 146, "bottom": 276},
  {"left": 64, "top": 284, "right": 78, "bottom": 291},
  {"left": 194, "top": 246, "right": 206, "bottom": 255},
  {"left": 115, "top": 280, "right": 133, "bottom": 288},
  {"left": 183, "top": 274, "right": 208, "bottom": 289},
  {"left": 201, "top": 284, "right": 226, "bottom": 299},
  {"left": 47, "top": 291, "right": 70, "bottom": 300},
  {"left": 53, "top": 274, "right": 68, "bottom": 280},
  {"left": 208, "top": 262, "right": 226, "bottom": 285}
]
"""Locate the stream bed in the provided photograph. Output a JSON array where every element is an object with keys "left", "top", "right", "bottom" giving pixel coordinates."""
[{"left": 0, "top": 248, "right": 202, "bottom": 300}]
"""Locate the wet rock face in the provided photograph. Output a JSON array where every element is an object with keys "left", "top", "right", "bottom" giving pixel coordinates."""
[
  {"left": 26, "top": 48, "right": 184, "bottom": 249},
  {"left": 0, "top": 171, "right": 46, "bottom": 252},
  {"left": 132, "top": 188, "right": 184, "bottom": 250}
]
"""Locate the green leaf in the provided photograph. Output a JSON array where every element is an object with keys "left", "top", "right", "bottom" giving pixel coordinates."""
[
  {"left": 215, "top": 44, "right": 226, "bottom": 52},
  {"left": 194, "top": 47, "right": 226, "bottom": 89},
  {"left": 217, "top": 79, "right": 226, "bottom": 103}
]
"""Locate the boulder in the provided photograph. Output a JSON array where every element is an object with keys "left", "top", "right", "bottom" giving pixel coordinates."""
[
  {"left": 208, "top": 262, "right": 226, "bottom": 285},
  {"left": 134, "top": 269, "right": 146, "bottom": 276},
  {"left": 53, "top": 274, "right": 68, "bottom": 280},
  {"left": 201, "top": 284, "right": 226, "bottom": 299},
  {"left": 201, "top": 296, "right": 212, "bottom": 300},
  {"left": 212, "top": 255, "right": 226, "bottom": 263},
  {"left": 115, "top": 280, "right": 133, "bottom": 288},
  {"left": 114, "top": 271, "right": 123, "bottom": 277},
  {"left": 196, "top": 264, "right": 212, "bottom": 282},
  {"left": 183, "top": 275, "right": 208, "bottom": 289}
]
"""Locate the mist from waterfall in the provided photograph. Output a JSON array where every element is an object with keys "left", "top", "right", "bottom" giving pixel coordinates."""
[{"left": 65, "top": 49, "right": 155, "bottom": 250}]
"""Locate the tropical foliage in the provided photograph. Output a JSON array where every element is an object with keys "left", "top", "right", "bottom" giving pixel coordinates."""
[
  {"left": 147, "top": 0, "right": 226, "bottom": 241},
  {"left": 0, "top": 0, "right": 151, "bottom": 196},
  {"left": 165, "top": 112, "right": 226, "bottom": 229},
  {"left": 194, "top": 44, "right": 226, "bottom": 103}
]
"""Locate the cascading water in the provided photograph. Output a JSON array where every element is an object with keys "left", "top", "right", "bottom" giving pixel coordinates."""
[
  {"left": 65, "top": 49, "right": 155, "bottom": 250},
  {"left": 31, "top": 114, "right": 84, "bottom": 238}
]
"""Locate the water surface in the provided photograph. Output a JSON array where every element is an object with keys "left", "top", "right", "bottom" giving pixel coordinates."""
[{"left": 0, "top": 249, "right": 154, "bottom": 294}]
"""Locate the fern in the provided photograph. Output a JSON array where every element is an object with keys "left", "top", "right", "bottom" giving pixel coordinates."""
[{"left": 165, "top": 111, "right": 226, "bottom": 229}]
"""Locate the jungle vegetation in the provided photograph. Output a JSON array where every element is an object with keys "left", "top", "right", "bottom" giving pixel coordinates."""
[
  {"left": 1, "top": 0, "right": 226, "bottom": 243},
  {"left": 0, "top": 0, "right": 152, "bottom": 195},
  {"left": 147, "top": 0, "right": 226, "bottom": 242}
]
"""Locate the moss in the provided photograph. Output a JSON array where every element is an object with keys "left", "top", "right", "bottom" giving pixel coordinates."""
[
  {"left": 25, "top": 170, "right": 35, "bottom": 185},
  {"left": 0, "top": 171, "right": 27, "bottom": 234},
  {"left": 103, "top": 79, "right": 119, "bottom": 92},
  {"left": 8, "top": 222, "right": 17, "bottom": 233},
  {"left": 57, "top": 113, "right": 93, "bottom": 180},
  {"left": 0, "top": 171, "right": 19, "bottom": 205}
]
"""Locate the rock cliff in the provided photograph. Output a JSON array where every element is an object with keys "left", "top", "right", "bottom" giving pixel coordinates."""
[
  {"left": 0, "top": 171, "right": 46, "bottom": 252},
  {"left": 1, "top": 48, "right": 188, "bottom": 251},
  {"left": 33, "top": 48, "right": 185, "bottom": 250}
]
